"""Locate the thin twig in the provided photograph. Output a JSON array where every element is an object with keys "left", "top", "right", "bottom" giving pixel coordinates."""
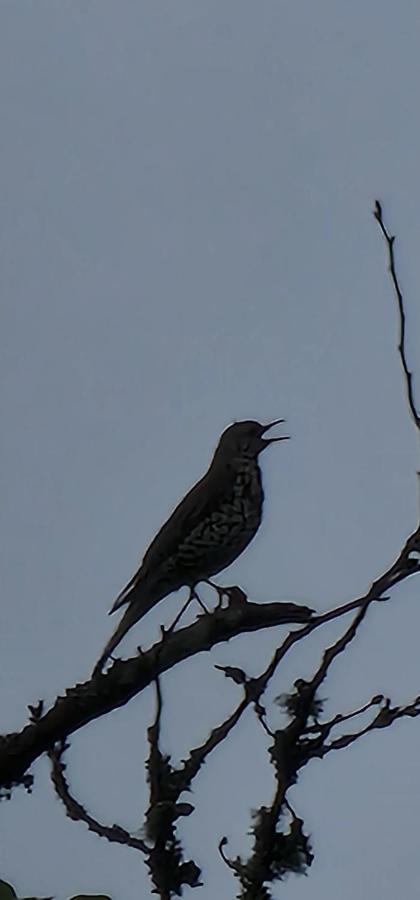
[
  {"left": 373, "top": 200, "right": 420, "bottom": 430},
  {"left": 48, "top": 740, "right": 148, "bottom": 852},
  {"left": 320, "top": 693, "right": 420, "bottom": 755},
  {"left": 178, "top": 695, "right": 250, "bottom": 788}
]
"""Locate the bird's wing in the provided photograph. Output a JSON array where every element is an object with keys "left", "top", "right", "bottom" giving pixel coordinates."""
[
  {"left": 109, "top": 461, "right": 230, "bottom": 614},
  {"left": 141, "top": 462, "right": 231, "bottom": 575}
]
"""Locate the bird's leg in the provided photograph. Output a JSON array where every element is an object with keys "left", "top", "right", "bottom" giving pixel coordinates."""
[
  {"left": 165, "top": 586, "right": 210, "bottom": 637},
  {"left": 191, "top": 586, "right": 210, "bottom": 615},
  {"left": 204, "top": 579, "right": 232, "bottom": 608},
  {"left": 165, "top": 590, "right": 196, "bottom": 634}
]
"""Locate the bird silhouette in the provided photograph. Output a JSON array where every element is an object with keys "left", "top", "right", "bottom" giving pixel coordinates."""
[{"left": 93, "top": 419, "right": 302, "bottom": 675}]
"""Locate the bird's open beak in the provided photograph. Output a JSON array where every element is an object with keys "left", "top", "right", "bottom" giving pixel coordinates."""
[{"left": 261, "top": 419, "right": 290, "bottom": 443}]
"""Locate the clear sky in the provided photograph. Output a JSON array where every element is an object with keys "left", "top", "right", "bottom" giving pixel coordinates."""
[{"left": 1, "top": 2, "right": 420, "bottom": 898}]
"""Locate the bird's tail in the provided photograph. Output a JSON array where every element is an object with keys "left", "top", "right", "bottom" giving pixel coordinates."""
[
  {"left": 108, "top": 572, "right": 139, "bottom": 614},
  {"left": 92, "top": 580, "right": 166, "bottom": 677}
]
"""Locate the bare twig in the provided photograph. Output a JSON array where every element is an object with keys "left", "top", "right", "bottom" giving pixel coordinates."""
[
  {"left": 48, "top": 740, "right": 148, "bottom": 852},
  {"left": 373, "top": 200, "right": 420, "bottom": 430},
  {"left": 309, "top": 694, "right": 420, "bottom": 757},
  {"left": 177, "top": 695, "right": 251, "bottom": 788}
]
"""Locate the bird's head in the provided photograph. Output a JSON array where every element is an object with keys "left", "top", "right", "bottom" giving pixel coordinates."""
[{"left": 215, "top": 419, "right": 289, "bottom": 462}]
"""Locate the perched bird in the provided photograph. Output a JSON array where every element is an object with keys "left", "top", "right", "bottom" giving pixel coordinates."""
[{"left": 93, "top": 419, "right": 302, "bottom": 675}]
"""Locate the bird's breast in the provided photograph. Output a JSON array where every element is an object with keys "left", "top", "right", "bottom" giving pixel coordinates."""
[
  {"left": 232, "top": 460, "right": 264, "bottom": 496},
  {"left": 183, "top": 463, "right": 263, "bottom": 555},
  {"left": 157, "top": 460, "right": 265, "bottom": 583}
]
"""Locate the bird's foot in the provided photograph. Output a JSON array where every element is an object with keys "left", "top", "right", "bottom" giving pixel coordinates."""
[
  {"left": 204, "top": 580, "right": 247, "bottom": 609},
  {"left": 203, "top": 579, "right": 230, "bottom": 608}
]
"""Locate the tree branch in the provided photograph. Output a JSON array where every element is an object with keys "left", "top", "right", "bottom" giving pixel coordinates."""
[
  {"left": 144, "top": 677, "right": 200, "bottom": 897},
  {"left": 373, "top": 200, "right": 420, "bottom": 430},
  {"left": 1, "top": 529, "right": 419, "bottom": 793},
  {"left": 48, "top": 739, "right": 148, "bottom": 853},
  {"left": 0, "top": 596, "right": 312, "bottom": 791}
]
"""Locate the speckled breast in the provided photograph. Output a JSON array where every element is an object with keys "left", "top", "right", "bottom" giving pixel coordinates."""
[{"left": 175, "top": 460, "right": 264, "bottom": 580}]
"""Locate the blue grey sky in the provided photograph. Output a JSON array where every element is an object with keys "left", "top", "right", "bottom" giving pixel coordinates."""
[{"left": 1, "top": 2, "right": 420, "bottom": 898}]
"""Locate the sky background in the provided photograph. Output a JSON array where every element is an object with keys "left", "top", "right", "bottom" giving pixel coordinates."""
[{"left": 1, "top": 2, "right": 420, "bottom": 898}]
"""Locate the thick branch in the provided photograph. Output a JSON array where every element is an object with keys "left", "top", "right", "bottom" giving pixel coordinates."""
[
  {"left": 0, "top": 597, "right": 312, "bottom": 790},
  {"left": 1, "top": 528, "right": 419, "bottom": 792}
]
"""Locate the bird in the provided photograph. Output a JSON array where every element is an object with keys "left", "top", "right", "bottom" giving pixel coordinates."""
[{"left": 93, "top": 419, "right": 303, "bottom": 675}]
